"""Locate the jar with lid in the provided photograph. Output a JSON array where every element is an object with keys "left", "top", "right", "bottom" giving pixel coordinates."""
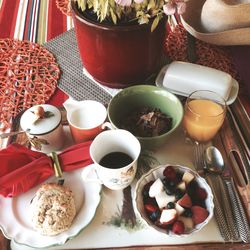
[{"left": 20, "top": 104, "right": 64, "bottom": 153}]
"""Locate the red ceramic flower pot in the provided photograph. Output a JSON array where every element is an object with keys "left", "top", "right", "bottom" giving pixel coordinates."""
[{"left": 71, "top": 2, "right": 167, "bottom": 89}]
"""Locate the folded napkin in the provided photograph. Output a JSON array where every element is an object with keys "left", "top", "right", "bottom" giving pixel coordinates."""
[{"left": 0, "top": 142, "right": 93, "bottom": 197}]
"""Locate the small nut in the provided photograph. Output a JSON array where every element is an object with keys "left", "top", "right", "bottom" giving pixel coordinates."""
[{"left": 33, "top": 106, "right": 45, "bottom": 118}]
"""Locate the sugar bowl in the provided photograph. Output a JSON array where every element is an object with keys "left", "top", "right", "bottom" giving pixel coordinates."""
[{"left": 20, "top": 104, "right": 64, "bottom": 153}]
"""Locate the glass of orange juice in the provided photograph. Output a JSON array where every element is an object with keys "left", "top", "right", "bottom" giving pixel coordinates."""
[{"left": 183, "top": 90, "right": 227, "bottom": 143}]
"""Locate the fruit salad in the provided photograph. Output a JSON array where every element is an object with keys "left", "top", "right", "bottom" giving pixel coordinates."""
[{"left": 141, "top": 165, "right": 210, "bottom": 235}]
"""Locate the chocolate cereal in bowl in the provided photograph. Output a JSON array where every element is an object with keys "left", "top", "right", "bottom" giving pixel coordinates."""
[
  {"left": 135, "top": 165, "right": 214, "bottom": 236},
  {"left": 107, "top": 85, "right": 183, "bottom": 149}
]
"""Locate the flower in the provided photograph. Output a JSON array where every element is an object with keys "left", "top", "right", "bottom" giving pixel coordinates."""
[
  {"left": 74, "top": 0, "right": 188, "bottom": 31},
  {"left": 163, "top": 0, "right": 187, "bottom": 15},
  {"left": 115, "top": 0, "right": 132, "bottom": 6}
]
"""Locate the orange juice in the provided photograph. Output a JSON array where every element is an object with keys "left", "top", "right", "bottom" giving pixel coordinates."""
[{"left": 183, "top": 99, "right": 226, "bottom": 142}]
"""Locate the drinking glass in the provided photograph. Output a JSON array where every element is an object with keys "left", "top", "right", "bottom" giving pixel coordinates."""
[{"left": 183, "top": 90, "right": 227, "bottom": 143}]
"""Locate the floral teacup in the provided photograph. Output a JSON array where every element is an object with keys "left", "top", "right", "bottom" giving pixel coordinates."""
[{"left": 82, "top": 129, "right": 141, "bottom": 190}]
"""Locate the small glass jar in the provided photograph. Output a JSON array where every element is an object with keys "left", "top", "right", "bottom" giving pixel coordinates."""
[{"left": 20, "top": 104, "right": 64, "bottom": 153}]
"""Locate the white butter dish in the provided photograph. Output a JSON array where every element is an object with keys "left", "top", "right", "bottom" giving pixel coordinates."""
[{"left": 155, "top": 61, "right": 239, "bottom": 105}]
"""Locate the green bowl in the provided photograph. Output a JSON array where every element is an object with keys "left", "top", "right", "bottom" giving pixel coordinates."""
[{"left": 107, "top": 85, "right": 184, "bottom": 149}]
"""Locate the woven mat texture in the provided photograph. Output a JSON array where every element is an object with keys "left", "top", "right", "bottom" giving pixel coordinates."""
[
  {"left": 44, "top": 29, "right": 112, "bottom": 104},
  {"left": 0, "top": 39, "right": 60, "bottom": 130}
]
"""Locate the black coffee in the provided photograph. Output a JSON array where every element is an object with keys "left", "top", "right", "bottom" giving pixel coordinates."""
[{"left": 99, "top": 152, "right": 133, "bottom": 169}]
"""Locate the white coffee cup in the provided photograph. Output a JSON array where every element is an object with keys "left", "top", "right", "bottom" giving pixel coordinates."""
[{"left": 82, "top": 129, "right": 141, "bottom": 190}]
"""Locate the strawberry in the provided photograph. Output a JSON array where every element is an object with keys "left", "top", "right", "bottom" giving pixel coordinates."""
[
  {"left": 191, "top": 206, "right": 209, "bottom": 225},
  {"left": 160, "top": 209, "right": 178, "bottom": 225},
  {"left": 172, "top": 220, "right": 185, "bottom": 234},
  {"left": 196, "top": 187, "right": 207, "bottom": 200},
  {"left": 144, "top": 203, "right": 158, "bottom": 214},
  {"left": 177, "top": 193, "right": 192, "bottom": 208},
  {"left": 163, "top": 166, "right": 176, "bottom": 181}
]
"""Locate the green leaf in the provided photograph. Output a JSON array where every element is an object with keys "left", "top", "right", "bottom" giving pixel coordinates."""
[
  {"left": 110, "top": 8, "right": 117, "bottom": 24},
  {"left": 136, "top": 10, "right": 144, "bottom": 18},
  {"left": 29, "top": 137, "right": 49, "bottom": 151},
  {"left": 93, "top": 0, "right": 99, "bottom": 12},
  {"left": 87, "top": 0, "right": 93, "bottom": 9},
  {"left": 147, "top": 0, "right": 155, "bottom": 10},
  {"left": 77, "top": 0, "right": 87, "bottom": 11},
  {"left": 100, "top": 0, "right": 109, "bottom": 21},
  {"left": 44, "top": 111, "right": 55, "bottom": 118},
  {"left": 151, "top": 15, "right": 160, "bottom": 32}
]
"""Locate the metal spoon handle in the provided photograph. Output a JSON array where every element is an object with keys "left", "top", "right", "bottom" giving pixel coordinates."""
[
  {"left": 225, "top": 179, "right": 250, "bottom": 243},
  {"left": 0, "top": 130, "right": 26, "bottom": 139},
  {"left": 206, "top": 175, "right": 231, "bottom": 241}
]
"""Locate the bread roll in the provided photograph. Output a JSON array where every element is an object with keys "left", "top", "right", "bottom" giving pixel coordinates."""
[{"left": 31, "top": 183, "right": 76, "bottom": 236}]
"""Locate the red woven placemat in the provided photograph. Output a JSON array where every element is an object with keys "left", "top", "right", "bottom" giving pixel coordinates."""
[
  {"left": 164, "top": 24, "right": 240, "bottom": 81},
  {"left": 0, "top": 39, "right": 60, "bottom": 131},
  {"left": 56, "top": 0, "right": 71, "bottom": 16}
]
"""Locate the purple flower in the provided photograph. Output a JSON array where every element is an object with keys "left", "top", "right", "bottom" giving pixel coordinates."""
[
  {"left": 163, "top": 3, "right": 176, "bottom": 15},
  {"left": 163, "top": 0, "right": 187, "bottom": 15},
  {"left": 115, "top": 0, "right": 132, "bottom": 6},
  {"left": 176, "top": 1, "right": 186, "bottom": 14}
]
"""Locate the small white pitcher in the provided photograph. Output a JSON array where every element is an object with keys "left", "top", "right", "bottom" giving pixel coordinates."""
[{"left": 63, "top": 98, "right": 107, "bottom": 143}]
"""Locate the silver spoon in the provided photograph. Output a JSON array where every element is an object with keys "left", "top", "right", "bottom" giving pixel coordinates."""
[
  {"left": 205, "top": 146, "right": 239, "bottom": 241},
  {"left": 0, "top": 130, "right": 27, "bottom": 139},
  {"left": 202, "top": 146, "right": 236, "bottom": 241},
  {"left": 205, "top": 146, "right": 224, "bottom": 174},
  {"left": 205, "top": 146, "right": 250, "bottom": 243}
]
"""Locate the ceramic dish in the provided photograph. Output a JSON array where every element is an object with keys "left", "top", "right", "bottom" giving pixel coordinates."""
[
  {"left": 155, "top": 62, "right": 239, "bottom": 105},
  {"left": 134, "top": 165, "right": 214, "bottom": 237},
  {"left": 0, "top": 168, "right": 102, "bottom": 248},
  {"left": 107, "top": 85, "right": 183, "bottom": 149}
]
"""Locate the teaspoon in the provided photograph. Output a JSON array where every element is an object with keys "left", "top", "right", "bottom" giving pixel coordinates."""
[{"left": 0, "top": 130, "right": 28, "bottom": 139}]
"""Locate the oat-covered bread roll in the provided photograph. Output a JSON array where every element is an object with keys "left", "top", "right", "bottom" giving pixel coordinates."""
[{"left": 31, "top": 183, "right": 76, "bottom": 236}]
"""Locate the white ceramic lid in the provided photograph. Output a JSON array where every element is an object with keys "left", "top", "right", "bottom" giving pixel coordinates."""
[
  {"left": 155, "top": 61, "right": 239, "bottom": 105},
  {"left": 20, "top": 104, "right": 61, "bottom": 135}
]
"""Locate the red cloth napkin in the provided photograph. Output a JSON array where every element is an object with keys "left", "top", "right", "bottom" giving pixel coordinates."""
[{"left": 0, "top": 142, "right": 93, "bottom": 197}]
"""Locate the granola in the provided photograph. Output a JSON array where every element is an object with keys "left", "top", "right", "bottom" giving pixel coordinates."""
[{"left": 121, "top": 107, "right": 172, "bottom": 137}]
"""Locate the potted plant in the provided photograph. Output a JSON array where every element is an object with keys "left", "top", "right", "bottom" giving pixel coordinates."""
[{"left": 71, "top": 0, "right": 187, "bottom": 88}]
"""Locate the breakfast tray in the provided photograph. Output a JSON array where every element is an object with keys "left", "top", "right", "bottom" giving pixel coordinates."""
[
  {"left": 2, "top": 28, "right": 250, "bottom": 249},
  {"left": 4, "top": 110, "right": 236, "bottom": 250}
]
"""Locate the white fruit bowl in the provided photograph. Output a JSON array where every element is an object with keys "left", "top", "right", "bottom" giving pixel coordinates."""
[{"left": 134, "top": 164, "right": 214, "bottom": 237}]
